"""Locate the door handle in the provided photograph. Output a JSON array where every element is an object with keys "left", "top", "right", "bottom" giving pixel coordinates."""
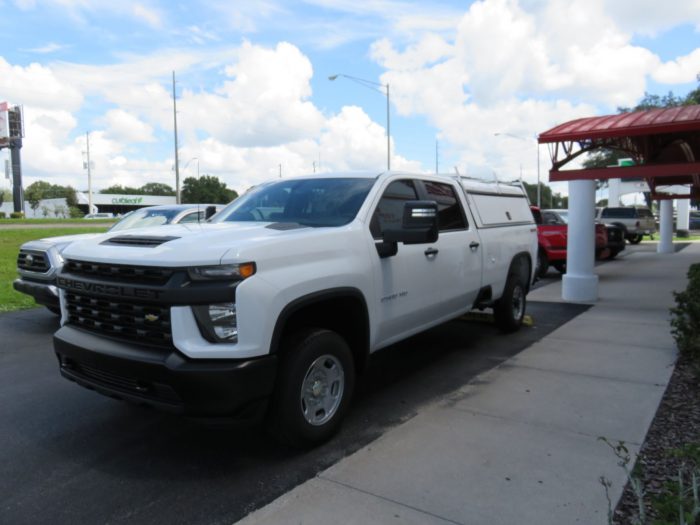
[
  {"left": 424, "top": 247, "right": 439, "bottom": 257},
  {"left": 469, "top": 241, "right": 480, "bottom": 250}
]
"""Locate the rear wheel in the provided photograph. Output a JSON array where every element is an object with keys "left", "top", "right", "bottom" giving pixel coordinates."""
[
  {"left": 268, "top": 329, "right": 355, "bottom": 448},
  {"left": 628, "top": 234, "right": 643, "bottom": 244},
  {"left": 494, "top": 273, "right": 527, "bottom": 333}
]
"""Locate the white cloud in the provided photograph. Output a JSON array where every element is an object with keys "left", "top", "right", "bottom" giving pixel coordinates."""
[
  {"left": 180, "top": 41, "right": 325, "bottom": 147},
  {"left": 102, "top": 109, "right": 155, "bottom": 143},
  {"left": 0, "top": 57, "right": 84, "bottom": 111},
  {"left": 2, "top": 39, "right": 409, "bottom": 194},
  {"left": 368, "top": 0, "right": 692, "bottom": 183},
  {"left": 654, "top": 48, "right": 700, "bottom": 84},
  {"left": 603, "top": 0, "right": 700, "bottom": 36},
  {"left": 132, "top": 3, "right": 163, "bottom": 29},
  {"left": 22, "top": 42, "right": 68, "bottom": 54}
]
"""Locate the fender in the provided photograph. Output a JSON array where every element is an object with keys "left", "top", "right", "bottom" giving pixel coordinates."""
[{"left": 269, "top": 287, "right": 370, "bottom": 358}]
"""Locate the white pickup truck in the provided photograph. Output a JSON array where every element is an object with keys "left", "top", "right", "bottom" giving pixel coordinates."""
[{"left": 53, "top": 171, "right": 537, "bottom": 446}]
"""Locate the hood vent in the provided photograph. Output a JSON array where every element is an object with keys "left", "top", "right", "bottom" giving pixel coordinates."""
[{"left": 100, "top": 235, "right": 179, "bottom": 247}]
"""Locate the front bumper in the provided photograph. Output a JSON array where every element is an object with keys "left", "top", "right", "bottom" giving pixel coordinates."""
[
  {"left": 54, "top": 325, "right": 277, "bottom": 420},
  {"left": 13, "top": 278, "right": 59, "bottom": 309}
]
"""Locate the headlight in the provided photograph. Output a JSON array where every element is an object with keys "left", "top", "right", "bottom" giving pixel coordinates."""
[
  {"left": 193, "top": 302, "right": 238, "bottom": 343},
  {"left": 188, "top": 263, "right": 256, "bottom": 281}
]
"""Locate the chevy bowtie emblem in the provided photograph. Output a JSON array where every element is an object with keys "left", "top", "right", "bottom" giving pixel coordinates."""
[
  {"left": 26, "top": 254, "right": 34, "bottom": 265},
  {"left": 144, "top": 314, "right": 159, "bottom": 322}
]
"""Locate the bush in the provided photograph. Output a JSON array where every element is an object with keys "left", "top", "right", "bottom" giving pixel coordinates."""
[
  {"left": 671, "top": 263, "right": 700, "bottom": 360},
  {"left": 68, "top": 206, "right": 84, "bottom": 218},
  {"left": 0, "top": 212, "right": 5, "bottom": 219},
  {"left": 9, "top": 212, "right": 24, "bottom": 219}
]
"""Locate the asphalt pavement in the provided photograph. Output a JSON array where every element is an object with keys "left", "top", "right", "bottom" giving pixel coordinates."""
[
  {"left": 239, "top": 242, "right": 696, "bottom": 525},
  {"left": 0, "top": 284, "right": 586, "bottom": 523}
]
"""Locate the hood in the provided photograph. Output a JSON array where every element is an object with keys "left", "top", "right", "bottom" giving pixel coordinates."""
[
  {"left": 21, "top": 233, "right": 103, "bottom": 253},
  {"left": 60, "top": 221, "right": 312, "bottom": 266}
]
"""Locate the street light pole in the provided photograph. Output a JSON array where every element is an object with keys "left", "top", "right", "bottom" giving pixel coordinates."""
[
  {"left": 172, "top": 71, "right": 181, "bottom": 204},
  {"left": 329, "top": 73, "right": 391, "bottom": 171}
]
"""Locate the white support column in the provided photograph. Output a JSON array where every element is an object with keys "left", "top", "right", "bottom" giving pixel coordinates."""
[
  {"left": 657, "top": 199, "right": 674, "bottom": 254},
  {"left": 562, "top": 179, "right": 598, "bottom": 302},
  {"left": 608, "top": 178, "right": 621, "bottom": 206}
]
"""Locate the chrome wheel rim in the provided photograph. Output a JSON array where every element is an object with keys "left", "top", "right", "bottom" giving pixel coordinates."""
[
  {"left": 300, "top": 354, "right": 345, "bottom": 426},
  {"left": 512, "top": 284, "right": 525, "bottom": 321}
]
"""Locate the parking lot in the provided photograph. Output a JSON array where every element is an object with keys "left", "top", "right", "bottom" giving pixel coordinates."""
[{"left": 0, "top": 294, "right": 588, "bottom": 524}]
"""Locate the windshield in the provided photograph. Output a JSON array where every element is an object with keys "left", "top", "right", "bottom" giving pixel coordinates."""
[
  {"left": 109, "top": 208, "right": 182, "bottom": 232},
  {"left": 213, "top": 178, "right": 375, "bottom": 227}
]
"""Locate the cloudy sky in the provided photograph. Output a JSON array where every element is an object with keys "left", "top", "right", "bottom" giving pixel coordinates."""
[{"left": 1, "top": 0, "right": 699, "bottom": 195}]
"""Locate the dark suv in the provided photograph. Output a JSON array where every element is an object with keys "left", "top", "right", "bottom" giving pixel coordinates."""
[{"left": 596, "top": 206, "right": 656, "bottom": 244}]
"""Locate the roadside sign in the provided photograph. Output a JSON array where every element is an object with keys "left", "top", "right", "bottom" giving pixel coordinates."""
[{"left": 0, "top": 102, "right": 9, "bottom": 146}]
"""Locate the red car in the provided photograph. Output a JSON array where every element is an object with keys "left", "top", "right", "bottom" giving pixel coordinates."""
[{"left": 531, "top": 207, "right": 607, "bottom": 278}]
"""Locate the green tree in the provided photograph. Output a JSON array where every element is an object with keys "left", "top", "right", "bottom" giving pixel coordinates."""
[
  {"left": 63, "top": 186, "right": 78, "bottom": 207},
  {"left": 181, "top": 175, "right": 238, "bottom": 204},
  {"left": 24, "top": 181, "right": 53, "bottom": 211},
  {"left": 140, "top": 182, "right": 175, "bottom": 196},
  {"left": 100, "top": 184, "right": 142, "bottom": 194},
  {"left": 522, "top": 181, "right": 567, "bottom": 209}
]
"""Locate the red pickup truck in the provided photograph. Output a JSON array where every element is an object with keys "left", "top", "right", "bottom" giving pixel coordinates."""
[{"left": 531, "top": 206, "right": 608, "bottom": 278}]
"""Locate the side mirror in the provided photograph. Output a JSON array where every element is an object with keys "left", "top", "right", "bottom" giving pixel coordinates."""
[
  {"left": 205, "top": 206, "right": 217, "bottom": 220},
  {"left": 376, "top": 201, "right": 439, "bottom": 258}
]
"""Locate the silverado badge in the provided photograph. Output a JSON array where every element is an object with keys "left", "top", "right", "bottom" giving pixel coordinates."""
[{"left": 144, "top": 314, "right": 159, "bottom": 323}]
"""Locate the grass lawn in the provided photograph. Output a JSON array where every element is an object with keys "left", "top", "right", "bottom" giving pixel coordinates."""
[
  {"left": 0, "top": 218, "right": 117, "bottom": 225},
  {"left": 0, "top": 227, "right": 109, "bottom": 313}
]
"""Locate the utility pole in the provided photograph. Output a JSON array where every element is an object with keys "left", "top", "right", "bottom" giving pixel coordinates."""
[
  {"left": 172, "top": 71, "right": 181, "bottom": 204},
  {"left": 435, "top": 140, "right": 439, "bottom": 174},
  {"left": 85, "top": 132, "right": 93, "bottom": 213}
]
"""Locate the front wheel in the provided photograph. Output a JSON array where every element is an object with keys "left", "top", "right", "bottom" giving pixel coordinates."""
[
  {"left": 494, "top": 273, "right": 527, "bottom": 333},
  {"left": 268, "top": 329, "right": 355, "bottom": 448},
  {"left": 628, "top": 234, "right": 643, "bottom": 244}
]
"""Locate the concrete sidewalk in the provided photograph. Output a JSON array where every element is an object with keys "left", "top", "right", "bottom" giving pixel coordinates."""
[{"left": 239, "top": 244, "right": 697, "bottom": 525}]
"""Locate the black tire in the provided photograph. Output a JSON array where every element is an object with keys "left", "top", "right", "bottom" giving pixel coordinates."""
[
  {"left": 494, "top": 273, "right": 527, "bottom": 333},
  {"left": 628, "top": 234, "right": 643, "bottom": 244},
  {"left": 268, "top": 328, "right": 355, "bottom": 448},
  {"left": 552, "top": 261, "right": 566, "bottom": 274},
  {"left": 46, "top": 306, "right": 61, "bottom": 315},
  {"left": 536, "top": 250, "right": 549, "bottom": 279}
]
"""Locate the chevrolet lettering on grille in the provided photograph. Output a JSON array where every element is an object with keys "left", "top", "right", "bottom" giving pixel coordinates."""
[{"left": 57, "top": 277, "right": 162, "bottom": 300}]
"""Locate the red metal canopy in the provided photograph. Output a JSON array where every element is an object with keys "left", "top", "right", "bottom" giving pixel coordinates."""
[{"left": 538, "top": 105, "right": 700, "bottom": 199}]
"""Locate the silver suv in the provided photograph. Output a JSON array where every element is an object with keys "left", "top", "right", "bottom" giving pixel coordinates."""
[
  {"left": 596, "top": 206, "right": 656, "bottom": 244},
  {"left": 14, "top": 204, "right": 220, "bottom": 314}
]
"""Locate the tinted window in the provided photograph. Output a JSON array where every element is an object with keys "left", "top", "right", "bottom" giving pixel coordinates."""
[
  {"left": 109, "top": 208, "right": 181, "bottom": 231},
  {"left": 214, "top": 178, "right": 375, "bottom": 227},
  {"left": 178, "top": 211, "right": 204, "bottom": 223},
  {"left": 423, "top": 181, "right": 467, "bottom": 231},
  {"left": 637, "top": 208, "right": 653, "bottom": 218},
  {"left": 542, "top": 211, "right": 566, "bottom": 225},
  {"left": 370, "top": 180, "right": 418, "bottom": 238}
]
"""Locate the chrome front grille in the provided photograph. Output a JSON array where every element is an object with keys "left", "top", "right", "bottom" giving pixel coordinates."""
[
  {"left": 17, "top": 250, "right": 51, "bottom": 273},
  {"left": 65, "top": 291, "right": 173, "bottom": 348}
]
